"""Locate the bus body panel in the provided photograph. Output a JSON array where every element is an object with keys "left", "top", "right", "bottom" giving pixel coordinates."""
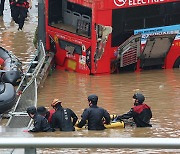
[
  {"left": 45, "top": 0, "right": 180, "bottom": 74},
  {"left": 47, "top": 27, "right": 91, "bottom": 74}
]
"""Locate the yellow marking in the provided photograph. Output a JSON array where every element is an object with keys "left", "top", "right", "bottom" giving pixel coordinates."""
[{"left": 67, "top": 59, "right": 77, "bottom": 70}]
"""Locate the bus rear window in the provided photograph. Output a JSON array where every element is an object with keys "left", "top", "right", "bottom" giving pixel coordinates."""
[{"left": 48, "top": 0, "right": 92, "bottom": 38}]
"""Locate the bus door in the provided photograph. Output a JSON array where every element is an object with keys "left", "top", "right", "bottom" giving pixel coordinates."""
[{"left": 140, "top": 34, "right": 176, "bottom": 69}]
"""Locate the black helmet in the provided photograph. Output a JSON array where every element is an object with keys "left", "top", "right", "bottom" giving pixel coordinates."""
[
  {"left": 27, "top": 106, "right": 37, "bottom": 114},
  {"left": 88, "top": 94, "right": 98, "bottom": 105},
  {"left": 37, "top": 106, "right": 47, "bottom": 115},
  {"left": 133, "top": 93, "right": 145, "bottom": 104}
]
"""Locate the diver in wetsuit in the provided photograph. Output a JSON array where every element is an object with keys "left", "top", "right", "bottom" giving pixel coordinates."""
[
  {"left": 51, "top": 99, "right": 78, "bottom": 131},
  {"left": 0, "top": 0, "right": 5, "bottom": 16},
  {"left": 27, "top": 106, "right": 53, "bottom": 132},
  {"left": 10, "top": 0, "right": 31, "bottom": 30},
  {"left": 115, "top": 93, "right": 152, "bottom": 127},
  {"left": 37, "top": 106, "right": 55, "bottom": 127},
  {"left": 77, "top": 94, "right": 110, "bottom": 130}
]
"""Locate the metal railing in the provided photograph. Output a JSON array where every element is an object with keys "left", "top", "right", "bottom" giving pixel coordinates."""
[
  {"left": 6, "top": 40, "right": 46, "bottom": 128},
  {"left": 0, "top": 137, "right": 179, "bottom": 154},
  {"left": 16, "top": 40, "right": 46, "bottom": 93}
]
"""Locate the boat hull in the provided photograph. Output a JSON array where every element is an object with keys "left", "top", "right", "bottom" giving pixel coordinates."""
[
  {"left": 0, "top": 82, "right": 16, "bottom": 114},
  {"left": 0, "top": 47, "right": 22, "bottom": 86}
]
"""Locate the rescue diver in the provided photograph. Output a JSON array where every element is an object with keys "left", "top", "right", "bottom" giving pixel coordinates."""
[
  {"left": 51, "top": 99, "right": 78, "bottom": 131},
  {"left": 26, "top": 106, "right": 54, "bottom": 132},
  {"left": 0, "top": 0, "right": 13, "bottom": 17},
  {"left": 114, "top": 93, "right": 152, "bottom": 127},
  {"left": 37, "top": 106, "right": 55, "bottom": 125},
  {"left": 0, "top": 0, "right": 5, "bottom": 16},
  {"left": 77, "top": 94, "right": 110, "bottom": 130},
  {"left": 10, "top": 0, "right": 32, "bottom": 30}
]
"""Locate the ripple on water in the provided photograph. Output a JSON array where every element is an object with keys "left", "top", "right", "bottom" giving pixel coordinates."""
[{"left": 37, "top": 148, "right": 180, "bottom": 154}]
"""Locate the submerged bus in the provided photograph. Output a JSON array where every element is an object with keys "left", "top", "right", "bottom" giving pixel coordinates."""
[{"left": 45, "top": 0, "right": 180, "bottom": 74}]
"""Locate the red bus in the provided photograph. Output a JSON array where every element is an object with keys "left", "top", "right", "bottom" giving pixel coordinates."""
[{"left": 45, "top": 0, "right": 180, "bottom": 74}]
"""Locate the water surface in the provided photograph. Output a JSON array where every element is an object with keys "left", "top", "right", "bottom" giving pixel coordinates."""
[{"left": 0, "top": 1, "right": 180, "bottom": 153}]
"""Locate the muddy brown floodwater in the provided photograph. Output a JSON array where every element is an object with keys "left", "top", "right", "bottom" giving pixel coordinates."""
[{"left": 0, "top": 1, "right": 180, "bottom": 153}]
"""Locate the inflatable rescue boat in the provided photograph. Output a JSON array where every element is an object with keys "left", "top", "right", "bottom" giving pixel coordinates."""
[
  {"left": 0, "top": 82, "right": 16, "bottom": 114},
  {"left": 0, "top": 47, "right": 22, "bottom": 86}
]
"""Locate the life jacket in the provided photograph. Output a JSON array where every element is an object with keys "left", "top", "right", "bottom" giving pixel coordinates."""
[
  {"left": 133, "top": 104, "right": 151, "bottom": 114},
  {"left": 132, "top": 103, "right": 152, "bottom": 127},
  {"left": 10, "top": 0, "right": 29, "bottom": 8}
]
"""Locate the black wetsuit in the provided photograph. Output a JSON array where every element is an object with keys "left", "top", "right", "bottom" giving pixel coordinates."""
[
  {"left": 0, "top": 0, "right": 5, "bottom": 16},
  {"left": 77, "top": 104, "right": 110, "bottom": 130},
  {"left": 29, "top": 114, "right": 53, "bottom": 132},
  {"left": 10, "top": 0, "right": 29, "bottom": 30},
  {"left": 117, "top": 103, "right": 152, "bottom": 127},
  {"left": 51, "top": 106, "right": 78, "bottom": 131}
]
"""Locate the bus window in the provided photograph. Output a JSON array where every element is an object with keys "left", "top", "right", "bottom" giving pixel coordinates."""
[
  {"left": 111, "top": 2, "right": 175, "bottom": 47},
  {"left": 58, "top": 39, "right": 82, "bottom": 55},
  {"left": 145, "top": 16, "right": 165, "bottom": 28},
  {"left": 48, "top": 0, "right": 92, "bottom": 38},
  {"left": 48, "top": 0, "right": 63, "bottom": 24},
  {"left": 124, "top": 18, "right": 144, "bottom": 31},
  {"left": 169, "top": 2, "right": 180, "bottom": 25},
  {"left": 170, "top": 15, "right": 180, "bottom": 25}
]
